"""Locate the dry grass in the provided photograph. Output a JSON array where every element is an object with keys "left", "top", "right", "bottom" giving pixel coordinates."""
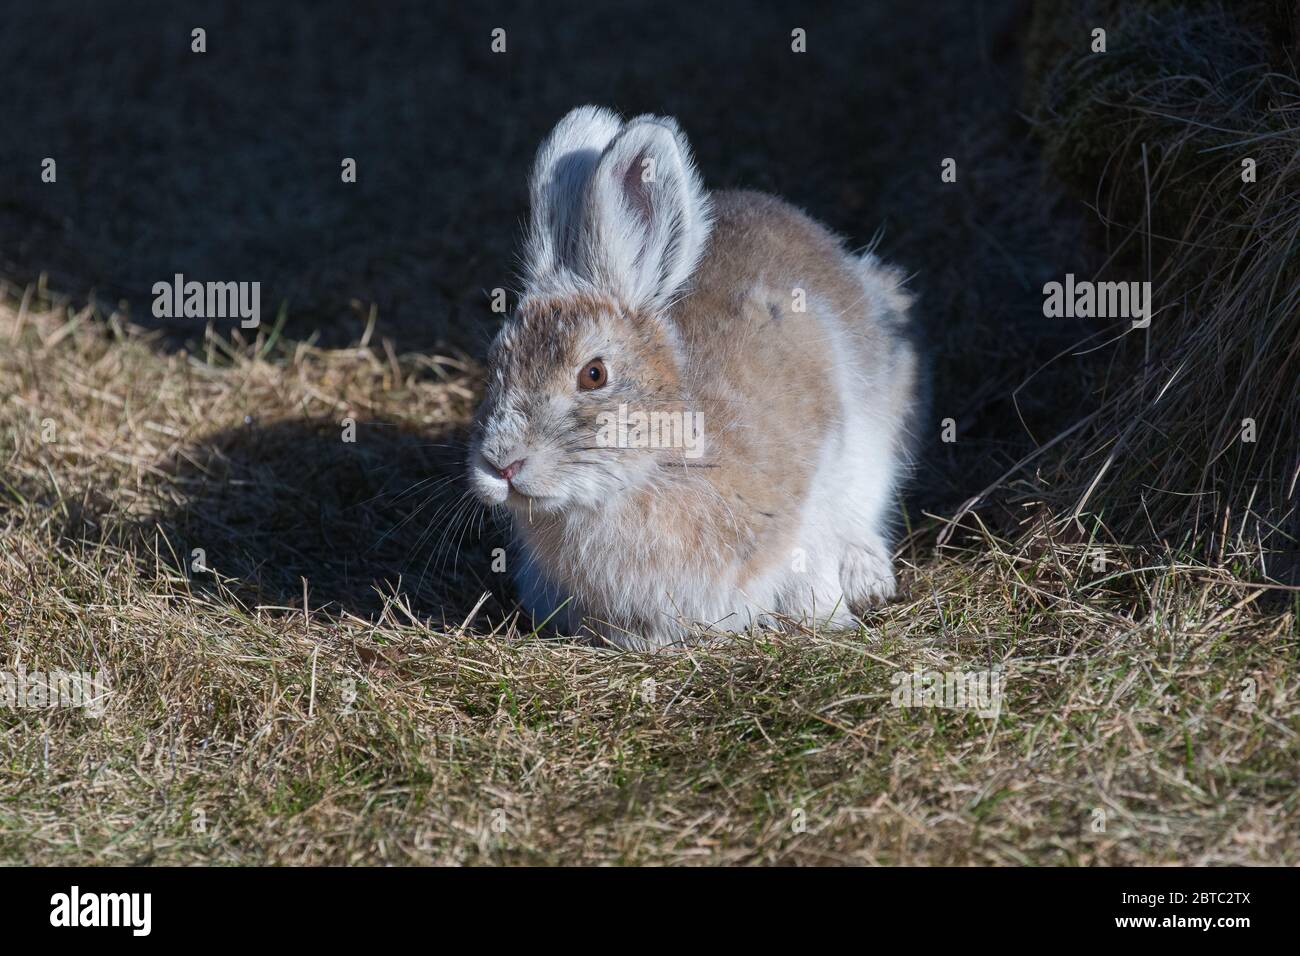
[
  {"left": 1023, "top": 0, "right": 1300, "bottom": 563},
  {"left": 2, "top": 292, "right": 1296, "bottom": 865}
]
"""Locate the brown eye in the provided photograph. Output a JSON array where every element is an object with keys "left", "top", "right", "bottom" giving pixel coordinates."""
[{"left": 578, "top": 358, "right": 607, "bottom": 390}]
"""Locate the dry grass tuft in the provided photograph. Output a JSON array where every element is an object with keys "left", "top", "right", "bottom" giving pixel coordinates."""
[{"left": 1019, "top": 0, "right": 1299, "bottom": 574}]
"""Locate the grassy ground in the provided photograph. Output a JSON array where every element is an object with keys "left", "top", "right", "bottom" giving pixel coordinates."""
[
  {"left": 1, "top": 294, "right": 1296, "bottom": 865},
  {"left": 1, "top": 0, "right": 1297, "bottom": 864}
]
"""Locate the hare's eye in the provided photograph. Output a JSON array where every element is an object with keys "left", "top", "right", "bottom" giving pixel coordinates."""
[{"left": 578, "top": 359, "right": 608, "bottom": 391}]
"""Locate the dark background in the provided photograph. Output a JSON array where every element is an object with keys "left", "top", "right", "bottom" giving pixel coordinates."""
[{"left": 0, "top": 0, "right": 1095, "bottom": 586}]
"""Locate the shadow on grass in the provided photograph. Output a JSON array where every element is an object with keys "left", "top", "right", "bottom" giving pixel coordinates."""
[{"left": 143, "top": 417, "right": 515, "bottom": 627}]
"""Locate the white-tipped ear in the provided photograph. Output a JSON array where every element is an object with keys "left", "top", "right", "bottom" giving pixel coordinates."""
[
  {"left": 581, "top": 115, "right": 713, "bottom": 310},
  {"left": 525, "top": 106, "right": 626, "bottom": 286}
]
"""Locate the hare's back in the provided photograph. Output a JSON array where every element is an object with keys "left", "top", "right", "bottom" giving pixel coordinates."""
[{"left": 671, "top": 190, "right": 890, "bottom": 419}]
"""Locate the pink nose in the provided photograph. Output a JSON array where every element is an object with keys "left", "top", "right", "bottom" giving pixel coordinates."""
[{"left": 498, "top": 458, "right": 526, "bottom": 482}]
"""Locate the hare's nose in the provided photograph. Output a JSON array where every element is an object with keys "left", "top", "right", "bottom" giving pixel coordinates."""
[{"left": 498, "top": 459, "right": 526, "bottom": 482}]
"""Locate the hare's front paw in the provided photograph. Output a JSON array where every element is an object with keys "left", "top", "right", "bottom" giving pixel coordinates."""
[{"left": 840, "top": 543, "right": 896, "bottom": 616}]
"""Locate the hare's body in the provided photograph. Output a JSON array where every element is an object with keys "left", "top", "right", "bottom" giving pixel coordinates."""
[
  {"left": 468, "top": 108, "right": 922, "bottom": 650},
  {"left": 511, "top": 192, "right": 918, "bottom": 648}
]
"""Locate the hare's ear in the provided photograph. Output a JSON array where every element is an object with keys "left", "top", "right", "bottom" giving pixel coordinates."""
[
  {"left": 525, "top": 106, "right": 625, "bottom": 287},
  {"left": 581, "top": 115, "right": 713, "bottom": 311}
]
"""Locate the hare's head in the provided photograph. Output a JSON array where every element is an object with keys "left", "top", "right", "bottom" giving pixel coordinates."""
[{"left": 469, "top": 107, "right": 713, "bottom": 513}]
